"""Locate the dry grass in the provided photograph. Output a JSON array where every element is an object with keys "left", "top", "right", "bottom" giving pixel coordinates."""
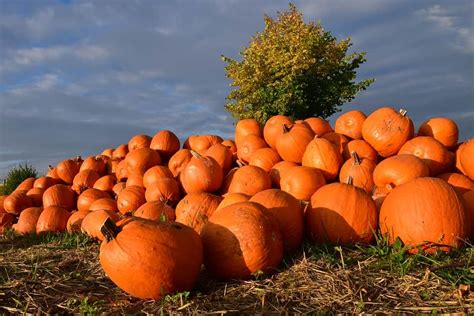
[{"left": 0, "top": 232, "right": 472, "bottom": 314}]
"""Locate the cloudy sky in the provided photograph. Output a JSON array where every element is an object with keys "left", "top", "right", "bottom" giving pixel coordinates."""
[{"left": 1, "top": 0, "right": 473, "bottom": 178}]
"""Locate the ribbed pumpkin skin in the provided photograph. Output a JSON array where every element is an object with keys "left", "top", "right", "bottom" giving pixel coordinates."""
[
  {"left": 334, "top": 110, "right": 366, "bottom": 140},
  {"left": 438, "top": 173, "right": 474, "bottom": 195},
  {"left": 228, "top": 165, "right": 272, "bottom": 196},
  {"left": 81, "top": 210, "right": 120, "bottom": 241},
  {"left": 235, "top": 119, "right": 263, "bottom": 146},
  {"left": 280, "top": 166, "right": 326, "bottom": 201},
  {"left": 100, "top": 218, "right": 203, "bottom": 299},
  {"left": 66, "top": 210, "right": 90, "bottom": 233},
  {"left": 3, "top": 191, "right": 33, "bottom": 215},
  {"left": 150, "top": 130, "right": 180, "bottom": 160},
  {"left": 26, "top": 188, "right": 44, "bottom": 207},
  {"left": 339, "top": 153, "right": 376, "bottom": 194},
  {"left": 143, "top": 166, "right": 174, "bottom": 189},
  {"left": 56, "top": 158, "right": 82, "bottom": 184},
  {"left": 302, "top": 137, "right": 343, "bottom": 181},
  {"left": 89, "top": 198, "right": 118, "bottom": 213},
  {"left": 175, "top": 193, "right": 222, "bottom": 234},
  {"left": 179, "top": 154, "right": 223, "bottom": 194},
  {"left": 42, "top": 184, "right": 76, "bottom": 210},
  {"left": 205, "top": 143, "right": 233, "bottom": 175},
  {"left": 250, "top": 190, "right": 304, "bottom": 252},
  {"left": 307, "top": 183, "right": 378, "bottom": 245},
  {"left": 93, "top": 175, "right": 117, "bottom": 193},
  {"left": 342, "top": 139, "right": 378, "bottom": 162},
  {"left": 145, "top": 178, "right": 181, "bottom": 205},
  {"left": 80, "top": 156, "right": 106, "bottom": 176},
  {"left": 462, "top": 191, "right": 474, "bottom": 239},
  {"left": 269, "top": 161, "right": 298, "bottom": 188},
  {"left": 216, "top": 193, "right": 250, "bottom": 211},
  {"left": 460, "top": 139, "right": 474, "bottom": 180},
  {"left": 15, "top": 177, "right": 36, "bottom": 192},
  {"left": 184, "top": 135, "right": 223, "bottom": 156},
  {"left": 128, "top": 134, "right": 151, "bottom": 151},
  {"left": 125, "top": 148, "right": 161, "bottom": 176},
  {"left": 135, "top": 201, "right": 175, "bottom": 221},
  {"left": 398, "top": 136, "right": 449, "bottom": 176},
  {"left": 362, "top": 107, "right": 414, "bottom": 157},
  {"left": 249, "top": 148, "right": 282, "bottom": 173},
  {"left": 77, "top": 188, "right": 110, "bottom": 212},
  {"left": 33, "top": 176, "right": 60, "bottom": 190},
  {"left": 112, "top": 144, "right": 129, "bottom": 159},
  {"left": 36, "top": 206, "right": 71, "bottom": 234},
  {"left": 0, "top": 213, "right": 15, "bottom": 234},
  {"left": 379, "top": 178, "right": 466, "bottom": 253},
  {"left": 125, "top": 174, "right": 144, "bottom": 188},
  {"left": 237, "top": 135, "right": 268, "bottom": 163},
  {"left": 168, "top": 149, "right": 193, "bottom": 178},
  {"left": 321, "top": 132, "right": 349, "bottom": 155},
  {"left": 276, "top": 124, "right": 315, "bottom": 163},
  {"left": 264, "top": 115, "right": 294, "bottom": 148},
  {"left": 117, "top": 186, "right": 146, "bottom": 214},
  {"left": 304, "top": 117, "right": 333, "bottom": 136},
  {"left": 13, "top": 207, "right": 43, "bottom": 235},
  {"left": 418, "top": 117, "right": 458, "bottom": 149},
  {"left": 201, "top": 202, "right": 283, "bottom": 279},
  {"left": 373, "top": 154, "right": 429, "bottom": 191},
  {"left": 72, "top": 169, "right": 100, "bottom": 194}
]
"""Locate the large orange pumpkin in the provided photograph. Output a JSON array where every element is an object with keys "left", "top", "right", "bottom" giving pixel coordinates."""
[
  {"left": 398, "top": 136, "right": 449, "bottom": 176},
  {"left": 460, "top": 138, "right": 474, "bottom": 180},
  {"left": 306, "top": 180, "right": 378, "bottom": 245},
  {"left": 128, "top": 134, "right": 151, "bottom": 151},
  {"left": 135, "top": 200, "right": 175, "bottom": 221},
  {"left": 201, "top": 202, "right": 283, "bottom": 279},
  {"left": 42, "top": 184, "right": 76, "bottom": 210},
  {"left": 12, "top": 207, "right": 43, "bottom": 235},
  {"left": 145, "top": 178, "right": 181, "bottom": 205},
  {"left": 248, "top": 148, "right": 282, "bottom": 173},
  {"left": 36, "top": 206, "right": 71, "bottom": 234},
  {"left": 77, "top": 188, "right": 110, "bottom": 212},
  {"left": 150, "top": 130, "right": 180, "bottom": 160},
  {"left": 205, "top": 143, "right": 233, "bottom": 175},
  {"left": 280, "top": 166, "right": 326, "bottom": 201},
  {"left": 100, "top": 217, "right": 203, "bottom": 299},
  {"left": 276, "top": 124, "right": 315, "bottom": 163},
  {"left": 175, "top": 192, "right": 222, "bottom": 234},
  {"left": 339, "top": 152, "right": 376, "bottom": 194},
  {"left": 236, "top": 134, "right": 268, "bottom": 163},
  {"left": 142, "top": 166, "right": 174, "bottom": 189},
  {"left": 362, "top": 107, "right": 414, "bottom": 157},
  {"left": 264, "top": 115, "right": 294, "bottom": 148},
  {"left": 250, "top": 189, "right": 304, "bottom": 252},
  {"left": 302, "top": 137, "right": 342, "bottom": 181},
  {"left": 3, "top": 191, "right": 33, "bottom": 215},
  {"left": 418, "top": 117, "right": 458, "bottom": 149},
  {"left": 93, "top": 175, "right": 117, "bottom": 193},
  {"left": 227, "top": 165, "right": 272, "bottom": 196},
  {"left": 379, "top": 177, "right": 466, "bottom": 253},
  {"left": 80, "top": 156, "right": 106, "bottom": 176},
  {"left": 180, "top": 152, "right": 223, "bottom": 194},
  {"left": 125, "top": 148, "right": 161, "bottom": 176},
  {"left": 269, "top": 161, "right": 298, "bottom": 188},
  {"left": 373, "top": 154, "right": 429, "bottom": 192},
  {"left": 235, "top": 119, "right": 263, "bottom": 146},
  {"left": 334, "top": 110, "right": 366, "bottom": 140},
  {"left": 89, "top": 198, "right": 118, "bottom": 213},
  {"left": 72, "top": 169, "right": 100, "bottom": 194},
  {"left": 56, "top": 157, "right": 82, "bottom": 184}
]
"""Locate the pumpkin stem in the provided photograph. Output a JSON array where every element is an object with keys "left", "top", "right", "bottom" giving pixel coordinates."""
[
  {"left": 399, "top": 109, "right": 408, "bottom": 117},
  {"left": 346, "top": 176, "right": 354, "bottom": 185},
  {"left": 190, "top": 150, "right": 202, "bottom": 158},
  {"left": 351, "top": 151, "right": 361, "bottom": 165},
  {"left": 101, "top": 218, "right": 121, "bottom": 242},
  {"left": 48, "top": 165, "right": 54, "bottom": 170},
  {"left": 282, "top": 124, "right": 292, "bottom": 133}
]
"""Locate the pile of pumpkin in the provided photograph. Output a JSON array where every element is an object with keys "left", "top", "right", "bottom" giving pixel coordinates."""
[{"left": 1, "top": 106, "right": 473, "bottom": 300}]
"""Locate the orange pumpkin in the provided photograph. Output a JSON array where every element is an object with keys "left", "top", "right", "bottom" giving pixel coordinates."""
[
  {"left": 80, "top": 156, "right": 106, "bottom": 176},
  {"left": 334, "top": 110, "right": 366, "bottom": 140},
  {"left": 125, "top": 174, "right": 144, "bottom": 188},
  {"left": 455, "top": 142, "right": 467, "bottom": 175},
  {"left": 236, "top": 134, "right": 268, "bottom": 163},
  {"left": 280, "top": 166, "right": 326, "bottom": 201},
  {"left": 42, "top": 184, "right": 76, "bottom": 210},
  {"left": 12, "top": 207, "right": 43, "bottom": 235},
  {"left": 264, "top": 115, "right": 294, "bottom": 148},
  {"left": 26, "top": 188, "right": 44, "bottom": 207},
  {"left": 339, "top": 152, "right": 376, "bottom": 194},
  {"left": 379, "top": 177, "right": 466, "bottom": 253},
  {"left": 269, "top": 161, "right": 298, "bottom": 188},
  {"left": 248, "top": 148, "right": 282, "bottom": 173},
  {"left": 460, "top": 138, "right": 474, "bottom": 180},
  {"left": 77, "top": 188, "right": 110, "bottom": 212},
  {"left": 143, "top": 166, "right": 174, "bottom": 189},
  {"left": 175, "top": 192, "right": 222, "bottom": 234},
  {"left": 89, "top": 198, "right": 118, "bottom": 213},
  {"left": 33, "top": 176, "right": 60, "bottom": 190},
  {"left": 216, "top": 193, "right": 250, "bottom": 211},
  {"left": 362, "top": 107, "right": 414, "bottom": 157},
  {"left": 125, "top": 148, "right": 161, "bottom": 176},
  {"left": 112, "top": 182, "right": 126, "bottom": 197},
  {"left": 205, "top": 143, "right": 233, "bottom": 175},
  {"left": 250, "top": 189, "right": 304, "bottom": 252},
  {"left": 100, "top": 217, "right": 203, "bottom": 299},
  {"left": 128, "top": 134, "right": 151, "bottom": 151},
  {"left": 438, "top": 173, "right": 474, "bottom": 195},
  {"left": 4, "top": 190, "right": 33, "bottom": 215},
  {"left": 46, "top": 165, "right": 61, "bottom": 180},
  {"left": 168, "top": 149, "right": 193, "bottom": 178},
  {"left": 227, "top": 165, "right": 272, "bottom": 196},
  {"left": 36, "top": 205, "right": 71, "bottom": 234},
  {"left": 201, "top": 202, "right": 283, "bottom": 279},
  {"left": 221, "top": 139, "right": 237, "bottom": 160},
  {"left": 276, "top": 124, "right": 315, "bottom": 163},
  {"left": 418, "top": 117, "right": 458, "bottom": 149},
  {"left": 180, "top": 152, "right": 223, "bottom": 194},
  {"left": 81, "top": 209, "right": 120, "bottom": 241},
  {"left": 0, "top": 213, "right": 15, "bottom": 234},
  {"left": 116, "top": 186, "right": 146, "bottom": 214},
  {"left": 306, "top": 180, "right": 378, "bottom": 245},
  {"left": 150, "top": 130, "right": 180, "bottom": 160},
  {"left": 72, "top": 169, "right": 100, "bottom": 194},
  {"left": 115, "top": 159, "right": 128, "bottom": 181},
  {"left": 112, "top": 144, "right": 129, "bottom": 159},
  {"left": 304, "top": 117, "right": 333, "bottom": 136},
  {"left": 183, "top": 135, "right": 223, "bottom": 156},
  {"left": 145, "top": 178, "right": 181, "bottom": 205},
  {"left": 15, "top": 177, "right": 36, "bottom": 192},
  {"left": 135, "top": 200, "right": 175, "bottom": 221},
  {"left": 302, "top": 137, "right": 342, "bottom": 181},
  {"left": 462, "top": 190, "right": 474, "bottom": 239},
  {"left": 66, "top": 210, "right": 90, "bottom": 233},
  {"left": 56, "top": 157, "right": 82, "bottom": 184},
  {"left": 342, "top": 139, "right": 378, "bottom": 162},
  {"left": 373, "top": 154, "right": 429, "bottom": 192},
  {"left": 93, "top": 175, "right": 117, "bottom": 193},
  {"left": 235, "top": 119, "right": 263, "bottom": 146},
  {"left": 398, "top": 136, "right": 449, "bottom": 176},
  {"left": 100, "top": 148, "right": 114, "bottom": 158},
  {"left": 321, "top": 132, "right": 349, "bottom": 155}
]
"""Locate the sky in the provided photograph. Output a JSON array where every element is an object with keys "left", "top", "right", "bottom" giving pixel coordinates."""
[{"left": 0, "top": 0, "right": 473, "bottom": 178}]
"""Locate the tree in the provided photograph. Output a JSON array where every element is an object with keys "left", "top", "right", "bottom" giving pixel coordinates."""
[
  {"left": 222, "top": 3, "right": 374, "bottom": 124},
  {"left": 0, "top": 163, "right": 38, "bottom": 195}
]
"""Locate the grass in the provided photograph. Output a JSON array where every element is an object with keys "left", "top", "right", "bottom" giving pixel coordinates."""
[{"left": 0, "top": 230, "right": 472, "bottom": 314}]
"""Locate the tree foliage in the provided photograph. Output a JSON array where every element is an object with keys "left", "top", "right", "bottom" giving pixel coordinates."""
[
  {"left": 222, "top": 3, "right": 374, "bottom": 123},
  {"left": 0, "top": 163, "right": 38, "bottom": 195}
]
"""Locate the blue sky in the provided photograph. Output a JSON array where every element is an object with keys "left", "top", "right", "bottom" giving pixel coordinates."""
[{"left": 0, "top": 0, "right": 473, "bottom": 178}]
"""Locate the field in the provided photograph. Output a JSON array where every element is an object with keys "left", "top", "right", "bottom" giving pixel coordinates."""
[{"left": 1, "top": 231, "right": 472, "bottom": 314}]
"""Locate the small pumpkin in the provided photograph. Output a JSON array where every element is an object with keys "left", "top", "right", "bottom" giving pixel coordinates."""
[
  {"left": 235, "top": 119, "right": 263, "bottom": 146},
  {"left": 99, "top": 217, "right": 203, "bottom": 299},
  {"left": 276, "top": 124, "right": 315, "bottom": 163},
  {"left": 72, "top": 169, "right": 100, "bottom": 194},
  {"left": 3, "top": 191, "right": 33, "bottom": 215},
  {"left": 89, "top": 198, "right": 118, "bottom": 213},
  {"left": 26, "top": 188, "right": 44, "bottom": 207},
  {"left": 42, "top": 184, "right": 76, "bottom": 210},
  {"left": 125, "top": 173, "right": 144, "bottom": 188},
  {"left": 334, "top": 110, "right": 366, "bottom": 140},
  {"left": 150, "top": 130, "right": 180, "bottom": 160},
  {"left": 280, "top": 166, "right": 326, "bottom": 201},
  {"left": 81, "top": 209, "right": 120, "bottom": 241},
  {"left": 93, "top": 175, "right": 117, "bottom": 193},
  {"left": 321, "top": 132, "right": 349, "bottom": 155},
  {"left": 183, "top": 135, "right": 223, "bottom": 156},
  {"left": 33, "top": 176, "right": 60, "bottom": 190},
  {"left": 460, "top": 138, "right": 474, "bottom": 180},
  {"left": 56, "top": 157, "right": 83, "bottom": 184},
  {"left": 179, "top": 151, "right": 223, "bottom": 194},
  {"left": 302, "top": 137, "right": 343, "bottom": 181},
  {"left": 116, "top": 186, "right": 146, "bottom": 214},
  {"left": 115, "top": 159, "right": 128, "bottom": 182},
  {"left": 168, "top": 149, "right": 193, "bottom": 178},
  {"left": 227, "top": 165, "right": 272, "bottom": 196},
  {"left": 175, "top": 192, "right": 222, "bottom": 234},
  {"left": 36, "top": 205, "right": 71, "bottom": 234},
  {"left": 438, "top": 173, "right": 474, "bottom": 195},
  {"left": 216, "top": 193, "right": 250, "bottom": 211},
  {"left": 339, "top": 152, "right": 376, "bottom": 194},
  {"left": 125, "top": 147, "right": 162, "bottom": 176},
  {"left": 201, "top": 202, "right": 283, "bottom": 279},
  {"left": 264, "top": 115, "right": 294, "bottom": 148},
  {"left": 12, "top": 207, "right": 43, "bottom": 235},
  {"left": 205, "top": 143, "right": 233, "bottom": 175},
  {"left": 143, "top": 166, "right": 174, "bottom": 189},
  {"left": 135, "top": 200, "right": 175, "bottom": 221},
  {"left": 303, "top": 117, "right": 333, "bottom": 136},
  {"left": 342, "top": 139, "right": 378, "bottom": 162},
  {"left": 46, "top": 165, "right": 61, "bottom": 180},
  {"left": 112, "top": 144, "right": 129, "bottom": 159},
  {"left": 145, "top": 178, "right": 181, "bottom": 205},
  {"left": 128, "top": 134, "right": 152, "bottom": 151},
  {"left": 77, "top": 188, "right": 110, "bottom": 212},
  {"left": 418, "top": 117, "right": 459, "bottom": 149},
  {"left": 248, "top": 148, "right": 282, "bottom": 173},
  {"left": 15, "top": 177, "right": 36, "bottom": 192},
  {"left": 66, "top": 210, "right": 90, "bottom": 233},
  {"left": 362, "top": 107, "right": 414, "bottom": 157},
  {"left": 101, "top": 148, "right": 114, "bottom": 158},
  {"left": 269, "top": 161, "right": 298, "bottom": 188},
  {"left": 80, "top": 156, "right": 107, "bottom": 176},
  {"left": 236, "top": 134, "right": 268, "bottom": 163},
  {"left": 221, "top": 139, "right": 237, "bottom": 161}
]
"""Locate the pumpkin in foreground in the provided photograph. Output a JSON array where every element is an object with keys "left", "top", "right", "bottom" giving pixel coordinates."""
[{"left": 99, "top": 217, "right": 203, "bottom": 300}]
